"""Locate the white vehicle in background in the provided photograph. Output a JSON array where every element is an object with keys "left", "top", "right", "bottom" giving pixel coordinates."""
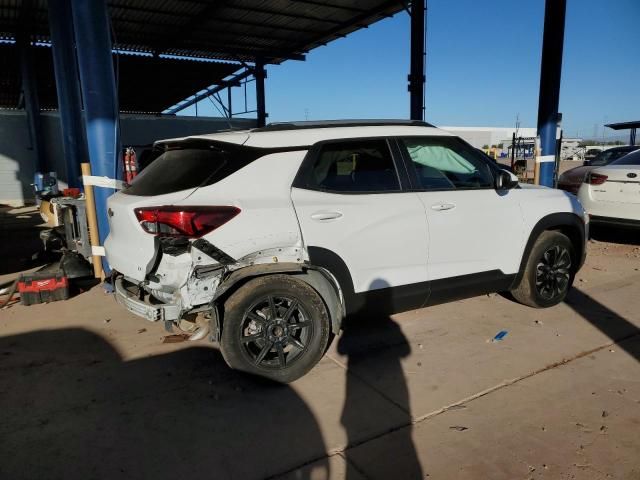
[
  {"left": 105, "top": 120, "right": 588, "bottom": 382},
  {"left": 578, "top": 149, "right": 640, "bottom": 228}
]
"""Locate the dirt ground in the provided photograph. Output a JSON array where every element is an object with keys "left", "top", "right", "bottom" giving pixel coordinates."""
[{"left": 1, "top": 208, "right": 639, "bottom": 480}]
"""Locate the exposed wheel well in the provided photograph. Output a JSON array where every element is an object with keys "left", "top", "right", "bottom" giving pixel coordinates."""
[
  {"left": 513, "top": 213, "right": 586, "bottom": 288},
  {"left": 210, "top": 266, "right": 344, "bottom": 342},
  {"left": 548, "top": 224, "right": 584, "bottom": 266}
]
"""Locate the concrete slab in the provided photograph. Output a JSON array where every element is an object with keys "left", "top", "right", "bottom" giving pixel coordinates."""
[
  {"left": 275, "top": 454, "right": 367, "bottom": 480},
  {"left": 0, "top": 325, "right": 409, "bottom": 480},
  {"left": 345, "top": 337, "right": 640, "bottom": 479},
  {"left": 326, "top": 262, "right": 640, "bottom": 422},
  {"left": 1, "top": 208, "right": 639, "bottom": 479}
]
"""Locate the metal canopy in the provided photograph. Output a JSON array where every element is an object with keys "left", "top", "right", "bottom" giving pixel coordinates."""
[
  {"left": 1, "top": 0, "right": 405, "bottom": 64},
  {"left": 0, "top": 43, "right": 241, "bottom": 112},
  {"left": 605, "top": 121, "right": 640, "bottom": 131},
  {"left": 606, "top": 121, "right": 640, "bottom": 146},
  {"left": 1, "top": 0, "right": 407, "bottom": 114}
]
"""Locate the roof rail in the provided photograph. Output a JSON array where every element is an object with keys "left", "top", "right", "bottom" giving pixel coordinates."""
[{"left": 252, "top": 119, "right": 435, "bottom": 132}]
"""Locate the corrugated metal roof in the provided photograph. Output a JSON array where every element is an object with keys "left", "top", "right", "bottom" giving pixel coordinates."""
[
  {"left": 0, "top": 0, "right": 404, "bottom": 112},
  {"left": 0, "top": 43, "right": 240, "bottom": 112},
  {"left": 1, "top": 0, "right": 404, "bottom": 63}
]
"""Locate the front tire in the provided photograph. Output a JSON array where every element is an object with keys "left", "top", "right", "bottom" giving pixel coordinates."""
[
  {"left": 511, "top": 231, "right": 575, "bottom": 308},
  {"left": 220, "top": 274, "right": 330, "bottom": 383}
]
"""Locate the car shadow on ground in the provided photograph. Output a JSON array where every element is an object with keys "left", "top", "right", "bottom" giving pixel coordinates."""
[
  {"left": 0, "top": 278, "right": 426, "bottom": 480},
  {"left": 0, "top": 328, "right": 330, "bottom": 480},
  {"left": 589, "top": 225, "right": 640, "bottom": 246},
  {"left": 337, "top": 278, "right": 423, "bottom": 479},
  {"left": 566, "top": 288, "right": 640, "bottom": 362}
]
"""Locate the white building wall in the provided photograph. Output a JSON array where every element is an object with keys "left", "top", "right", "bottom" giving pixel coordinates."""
[{"left": 440, "top": 126, "right": 538, "bottom": 148}]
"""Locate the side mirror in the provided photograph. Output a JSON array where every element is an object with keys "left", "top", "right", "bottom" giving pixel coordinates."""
[{"left": 495, "top": 169, "right": 518, "bottom": 190}]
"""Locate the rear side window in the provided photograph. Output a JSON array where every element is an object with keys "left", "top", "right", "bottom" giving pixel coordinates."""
[
  {"left": 400, "top": 137, "right": 494, "bottom": 190},
  {"left": 123, "top": 145, "right": 255, "bottom": 196},
  {"left": 304, "top": 140, "right": 400, "bottom": 192},
  {"left": 611, "top": 149, "right": 640, "bottom": 166}
]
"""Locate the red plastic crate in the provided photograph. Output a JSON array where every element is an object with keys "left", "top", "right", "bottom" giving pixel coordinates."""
[{"left": 18, "top": 271, "right": 69, "bottom": 306}]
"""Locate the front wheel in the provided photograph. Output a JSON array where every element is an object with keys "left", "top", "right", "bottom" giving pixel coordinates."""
[
  {"left": 511, "top": 231, "right": 575, "bottom": 308},
  {"left": 220, "top": 274, "right": 330, "bottom": 383}
]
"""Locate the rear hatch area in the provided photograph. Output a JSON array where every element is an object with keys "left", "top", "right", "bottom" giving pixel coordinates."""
[
  {"left": 591, "top": 165, "right": 640, "bottom": 204},
  {"left": 105, "top": 141, "right": 255, "bottom": 282}
]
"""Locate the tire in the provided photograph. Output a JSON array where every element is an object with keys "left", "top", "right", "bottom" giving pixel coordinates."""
[
  {"left": 511, "top": 230, "right": 575, "bottom": 308},
  {"left": 220, "top": 274, "right": 331, "bottom": 383}
]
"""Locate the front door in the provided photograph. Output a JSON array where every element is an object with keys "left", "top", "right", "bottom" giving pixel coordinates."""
[{"left": 395, "top": 136, "right": 525, "bottom": 295}]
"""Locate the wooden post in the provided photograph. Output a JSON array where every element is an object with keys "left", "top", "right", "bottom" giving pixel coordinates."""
[
  {"left": 533, "top": 137, "right": 541, "bottom": 185},
  {"left": 81, "top": 162, "right": 103, "bottom": 279}
]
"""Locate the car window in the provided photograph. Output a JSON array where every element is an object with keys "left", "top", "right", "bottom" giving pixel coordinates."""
[
  {"left": 306, "top": 140, "right": 400, "bottom": 192},
  {"left": 123, "top": 145, "right": 256, "bottom": 196},
  {"left": 610, "top": 149, "right": 640, "bottom": 166},
  {"left": 400, "top": 137, "right": 494, "bottom": 190},
  {"left": 590, "top": 150, "right": 611, "bottom": 166}
]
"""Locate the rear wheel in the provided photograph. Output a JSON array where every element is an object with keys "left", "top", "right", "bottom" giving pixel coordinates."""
[
  {"left": 511, "top": 231, "right": 575, "bottom": 308},
  {"left": 220, "top": 275, "right": 330, "bottom": 383}
]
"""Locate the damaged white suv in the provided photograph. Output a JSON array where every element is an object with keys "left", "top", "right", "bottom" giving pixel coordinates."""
[{"left": 106, "top": 120, "right": 587, "bottom": 382}]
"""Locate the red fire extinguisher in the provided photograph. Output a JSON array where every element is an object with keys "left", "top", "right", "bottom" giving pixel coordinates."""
[{"left": 123, "top": 147, "right": 138, "bottom": 183}]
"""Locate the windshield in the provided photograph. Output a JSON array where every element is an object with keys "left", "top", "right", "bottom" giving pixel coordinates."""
[{"left": 610, "top": 149, "right": 640, "bottom": 166}]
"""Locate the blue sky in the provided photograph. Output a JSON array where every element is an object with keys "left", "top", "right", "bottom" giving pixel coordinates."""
[{"left": 180, "top": 0, "right": 640, "bottom": 140}]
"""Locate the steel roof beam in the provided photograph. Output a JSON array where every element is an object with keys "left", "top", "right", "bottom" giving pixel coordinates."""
[{"left": 165, "top": 68, "right": 254, "bottom": 114}]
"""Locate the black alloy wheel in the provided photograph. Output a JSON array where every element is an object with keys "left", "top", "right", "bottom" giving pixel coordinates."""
[
  {"left": 240, "top": 295, "right": 313, "bottom": 369},
  {"left": 535, "top": 244, "right": 572, "bottom": 300},
  {"left": 220, "top": 274, "right": 331, "bottom": 383}
]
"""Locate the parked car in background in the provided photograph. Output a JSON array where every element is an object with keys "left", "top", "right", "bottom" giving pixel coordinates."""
[
  {"left": 583, "top": 148, "right": 604, "bottom": 163},
  {"left": 578, "top": 149, "right": 640, "bottom": 228},
  {"left": 558, "top": 145, "right": 639, "bottom": 194},
  {"left": 106, "top": 120, "right": 588, "bottom": 382}
]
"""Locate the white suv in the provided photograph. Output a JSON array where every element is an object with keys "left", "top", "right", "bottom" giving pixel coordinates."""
[{"left": 106, "top": 120, "right": 588, "bottom": 382}]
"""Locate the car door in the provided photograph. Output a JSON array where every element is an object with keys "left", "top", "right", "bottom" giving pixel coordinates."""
[
  {"left": 291, "top": 138, "right": 430, "bottom": 314},
  {"left": 395, "top": 136, "right": 525, "bottom": 299}
]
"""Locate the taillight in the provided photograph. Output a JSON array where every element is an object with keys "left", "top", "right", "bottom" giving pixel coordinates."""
[
  {"left": 134, "top": 206, "right": 240, "bottom": 237},
  {"left": 585, "top": 173, "right": 608, "bottom": 185}
]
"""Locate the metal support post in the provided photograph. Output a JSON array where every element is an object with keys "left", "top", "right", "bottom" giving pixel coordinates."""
[
  {"left": 71, "top": 0, "right": 121, "bottom": 271},
  {"left": 48, "top": 0, "right": 86, "bottom": 188},
  {"left": 16, "top": 4, "right": 46, "bottom": 173},
  {"left": 255, "top": 60, "right": 267, "bottom": 127},
  {"left": 536, "top": 0, "right": 566, "bottom": 187},
  {"left": 408, "top": 0, "right": 426, "bottom": 120}
]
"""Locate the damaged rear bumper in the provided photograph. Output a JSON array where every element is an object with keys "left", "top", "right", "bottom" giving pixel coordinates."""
[{"left": 115, "top": 277, "right": 181, "bottom": 322}]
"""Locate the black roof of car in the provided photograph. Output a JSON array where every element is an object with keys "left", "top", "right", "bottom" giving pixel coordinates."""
[{"left": 252, "top": 119, "right": 435, "bottom": 132}]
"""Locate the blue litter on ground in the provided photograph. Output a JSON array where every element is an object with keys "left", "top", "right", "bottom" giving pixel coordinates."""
[{"left": 493, "top": 330, "right": 509, "bottom": 341}]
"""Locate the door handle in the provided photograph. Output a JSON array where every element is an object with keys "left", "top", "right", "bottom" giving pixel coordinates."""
[
  {"left": 430, "top": 202, "right": 456, "bottom": 211},
  {"left": 310, "top": 211, "right": 343, "bottom": 221}
]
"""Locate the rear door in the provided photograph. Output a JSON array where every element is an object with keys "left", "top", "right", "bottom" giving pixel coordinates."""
[
  {"left": 395, "top": 136, "right": 524, "bottom": 294},
  {"left": 291, "top": 138, "right": 429, "bottom": 313}
]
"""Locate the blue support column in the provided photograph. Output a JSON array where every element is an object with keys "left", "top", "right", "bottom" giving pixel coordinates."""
[
  {"left": 71, "top": 0, "right": 120, "bottom": 270},
  {"left": 536, "top": 0, "right": 566, "bottom": 187},
  {"left": 48, "top": 0, "right": 86, "bottom": 189}
]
